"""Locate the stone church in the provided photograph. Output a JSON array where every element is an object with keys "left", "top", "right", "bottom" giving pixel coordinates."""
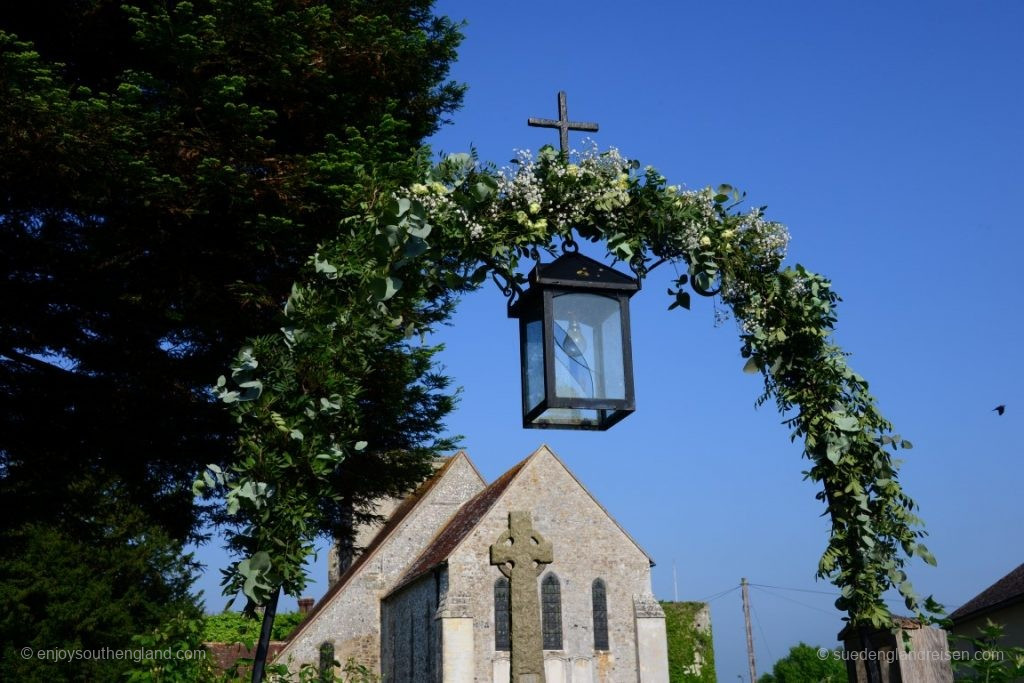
[{"left": 274, "top": 445, "right": 670, "bottom": 682}]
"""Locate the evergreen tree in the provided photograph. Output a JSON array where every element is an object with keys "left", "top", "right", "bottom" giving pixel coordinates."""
[
  {"left": 0, "top": 481, "right": 201, "bottom": 681},
  {"left": 1, "top": 1, "right": 464, "bottom": 677}
]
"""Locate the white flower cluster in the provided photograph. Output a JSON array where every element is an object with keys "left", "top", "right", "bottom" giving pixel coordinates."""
[
  {"left": 736, "top": 207, "right": 790, "bottom": 266},
  {"left": 676, "top": 187, "right": 717, "bottom": 252},
  {"left": 492, "top": 142, "right": 634, "bottom": 230},
  {"left": 398, "top": 181, "right": 486, "bottom": 240},
  {"left": 501, "top": 148, "right": 543, "bottom": 207}
]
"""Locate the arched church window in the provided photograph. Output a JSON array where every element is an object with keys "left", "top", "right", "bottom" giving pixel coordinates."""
[
  {"left": 592, "top": 579, "right": 609, "bottom": 650},
  {"left": 542, "top": 573, "right": 563, "bottom": 649},
  {"left": 494, "top": 577, "right": 510, "bottom": 651}
]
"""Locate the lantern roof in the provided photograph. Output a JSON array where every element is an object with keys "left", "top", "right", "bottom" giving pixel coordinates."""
[
  {"left": 530, "top": 251, "right": 640, "bottom": 291},
  {"left": 508, "top": 252, "right": 639, "bottom": 319}
]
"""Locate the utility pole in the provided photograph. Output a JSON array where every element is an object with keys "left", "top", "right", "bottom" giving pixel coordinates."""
[
  {"left": 673, "top": 561, "right": 679, "bottom": 602},
  {"left": 741, "top": 578, "right": 757, "bottom": 683}
]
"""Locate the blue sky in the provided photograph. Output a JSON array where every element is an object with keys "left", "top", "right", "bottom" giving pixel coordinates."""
[{"left": 194, "top": 1, "right": 1024, "bottom": 679}]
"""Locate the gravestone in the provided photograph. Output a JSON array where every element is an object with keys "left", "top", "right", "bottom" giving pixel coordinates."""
[{"left": 490, "top": 511, "right": 553, "bottom": 683}]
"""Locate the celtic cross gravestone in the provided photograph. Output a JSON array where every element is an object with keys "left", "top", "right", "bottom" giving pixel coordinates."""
[{"left": 490, "top": 511, "right": 554, "bottom": 683}]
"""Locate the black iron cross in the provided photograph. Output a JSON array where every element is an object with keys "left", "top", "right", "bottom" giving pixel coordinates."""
[{"left": 528, "top": 90, "right": 599, "bottom": 157}]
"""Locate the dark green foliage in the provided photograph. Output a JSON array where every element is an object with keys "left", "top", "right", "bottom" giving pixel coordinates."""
[
  {"left": 125, "top": 610, "right": 221, "bottom": 683},
  {"left": 203, "top": 610, "right": 305, "bottom": 644},
  {"left": 757, "top": 643, "right": 846, "bottom": 683},
  {"left": 0, "top": 485, "right": 201, "bottom": 682},
  {"left": 0, "top": 0, "right": 464, "bottom": 542},
  {"left": 662, "top": 602, "right": 716, "bottom": 683},
  {"left": 1, "top": 0, "right": 464, "bottom": 673}
]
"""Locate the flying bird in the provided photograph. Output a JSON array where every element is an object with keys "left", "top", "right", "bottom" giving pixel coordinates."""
[{"left": 993, "top": 405, "right": 1006, "bottom": 416}]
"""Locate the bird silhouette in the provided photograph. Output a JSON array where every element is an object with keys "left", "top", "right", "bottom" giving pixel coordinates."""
[{"left": 993, "top": 405, "right": 1006, "bottom": 416}]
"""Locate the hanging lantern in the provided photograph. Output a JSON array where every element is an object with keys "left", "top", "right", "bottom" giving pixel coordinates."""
[{"left": 508, "top": 250, "right": 639, "bottom": 430}]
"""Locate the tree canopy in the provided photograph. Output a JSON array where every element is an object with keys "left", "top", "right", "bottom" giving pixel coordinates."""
[
  {"left": 1, "top": 0, "right": 465, "bottom": 677},
  {"left": 758, "top": 643, "right": 847, "bottom": 683},
  {"left": 1, "top": 0, "right": 464, "bottom": 541}
]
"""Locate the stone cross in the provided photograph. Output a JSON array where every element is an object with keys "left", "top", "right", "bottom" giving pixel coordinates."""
[
  {"left": 490, "top": 511, "right": 554, "bottom": 683},
  {"left": 528, "top": 90, "right": 599, "bottom": 157}
]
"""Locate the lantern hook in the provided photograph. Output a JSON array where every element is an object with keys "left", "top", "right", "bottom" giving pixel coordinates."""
[
  {"left": 560, "top": 235, "right": 579, "bottom": 254},
  {"left": 691, "top": 274, "right": 722, "bottom": 297},
  {"left": 490, "top": 269, "right": 523, "bottom": 307}
]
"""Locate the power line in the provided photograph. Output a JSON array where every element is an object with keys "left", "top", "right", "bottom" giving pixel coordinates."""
[
  {"left": 751, "top": 585, "right": 838, "bottom": 616},
  {"left": 748, "top": 582, "right": 839, "bottom": 596},
  {"left": 698, "top": 585, "right": 740, "bottom": 603},
  {"left": 750, "top": 599, "right": 775, "bottom": 663}
]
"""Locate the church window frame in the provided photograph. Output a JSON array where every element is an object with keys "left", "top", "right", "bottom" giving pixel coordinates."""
[
  {"left": 542, "top": 572, "right": 563, "bottom": 650},
  {"left": 592, "top": 578, "right": 609, "bottom": 650},
  {"left": 494, "top": 577, "right": 511, "bottom": 651}
]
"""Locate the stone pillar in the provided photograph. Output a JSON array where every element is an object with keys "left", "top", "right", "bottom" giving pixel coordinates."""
[
  {"left": 633, "top": 594, "right": 670, "bottom": 683},
  {"left": 437, "top": 594, "right": 475, "bottom": 683}
]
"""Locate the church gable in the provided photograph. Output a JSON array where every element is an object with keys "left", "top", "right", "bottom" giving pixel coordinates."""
[
  {"left": 387, "top": 445, "right": 658, "bottom": 682},
  {"left": 274, "top": 451, "right": 485, "bottom": 673},
  {"left": 445, "top": 445, "right": 653, "bottom": 582},
  {"left": 450, "top": 446, "right": 655, "bottom": 682}
]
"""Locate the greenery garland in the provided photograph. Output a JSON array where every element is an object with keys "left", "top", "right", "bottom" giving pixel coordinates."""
[{"left": 198, "top": 144, "right": 940, "bottom": 632}]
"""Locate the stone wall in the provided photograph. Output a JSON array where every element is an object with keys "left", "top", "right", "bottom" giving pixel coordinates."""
[
  {"left": 327, "top": 495, "right": 402, "bottom": 587},
  {"left": 381, "top": 572, "right": 442, "bottom": 683},
  {"left": 446, "top": 449, "right": 656, "bottom": 683},
  {"left": 273, "top": 453, "right": 484, "bottom": 674}
]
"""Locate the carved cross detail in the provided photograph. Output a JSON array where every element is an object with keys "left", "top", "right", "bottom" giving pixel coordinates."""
[
  {"left": 490, "top": 511, "right": 553, "bottom": 683},
  {"left": 528, "top": 90, "right": 599, "bottom": 157}
]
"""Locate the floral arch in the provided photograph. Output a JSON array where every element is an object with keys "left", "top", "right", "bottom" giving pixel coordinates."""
[{"left": 200, "top": 144, "right": 939, "bottom": 639}]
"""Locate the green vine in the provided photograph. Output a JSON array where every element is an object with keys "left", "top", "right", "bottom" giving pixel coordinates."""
[
  {"left": 662, "top": 602, "right": 715, "bottom": 683},
  {"left": 201, "top": 143, "right": 940, "bottom": 632}
]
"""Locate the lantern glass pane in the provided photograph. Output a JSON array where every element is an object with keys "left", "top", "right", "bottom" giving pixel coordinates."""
[
  {"left": 523, "top": 315, "right": 545, "bottom": 414},
  {"left": 534, "top": 407, "right": 603, "bottom": 428},
  {"left": 551, "top": 293, "right": 625, "bottom": 401}
]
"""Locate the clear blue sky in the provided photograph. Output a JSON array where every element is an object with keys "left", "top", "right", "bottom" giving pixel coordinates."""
[{"left": 195, "top": 1, "right": 1023, "bottom": 679}]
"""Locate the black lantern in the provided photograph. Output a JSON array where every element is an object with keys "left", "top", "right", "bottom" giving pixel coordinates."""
[{"left": 508, "top": 251, "right": 640, "bottom": 430}]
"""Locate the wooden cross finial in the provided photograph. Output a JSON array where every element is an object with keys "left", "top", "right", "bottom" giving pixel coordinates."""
[{"left": 528, "top": 90, "right": 599, "bottom": 157}]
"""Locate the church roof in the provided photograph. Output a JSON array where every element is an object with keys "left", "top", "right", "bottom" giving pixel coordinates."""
[
  {"left": 387, "top": 444, "right": 654, "bottom": 597},
  {"left": 280, "top": 451, "right": 480, "bottom": 647},
  {"left": 387, "top": 456, "right": 530, "bottom": 596},
  {"left": 949, "top": 561, "right": 1024, "bottom": 623}
]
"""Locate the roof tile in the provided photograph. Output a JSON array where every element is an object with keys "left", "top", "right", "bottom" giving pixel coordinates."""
[
  {"left": 387, "top": 457, "right": 531, "bottom": 596},
  {"left": 950, "top": 562, "right": 1024, "bottom": 623}
]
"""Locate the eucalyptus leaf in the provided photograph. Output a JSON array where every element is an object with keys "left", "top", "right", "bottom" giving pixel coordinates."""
[
  {"left": 404, "top": 236, "right": 429, "bottom": 258},
  {"left": 371, "top": 275, "right": 402, "bottom": 301},
  {"left": 834, "top": 415, "right": 860, "bottom": 432}
]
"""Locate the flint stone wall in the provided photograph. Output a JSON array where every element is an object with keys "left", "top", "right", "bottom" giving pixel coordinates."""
[
  {"left": 381, "top": 572, "right": 443, "bottom": 683},
  {"left": 446, "top": 450, "right": 656, "bottom": 683},
  {"left": 273, "top": 454, "right": 484, "bottom": 674}
]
